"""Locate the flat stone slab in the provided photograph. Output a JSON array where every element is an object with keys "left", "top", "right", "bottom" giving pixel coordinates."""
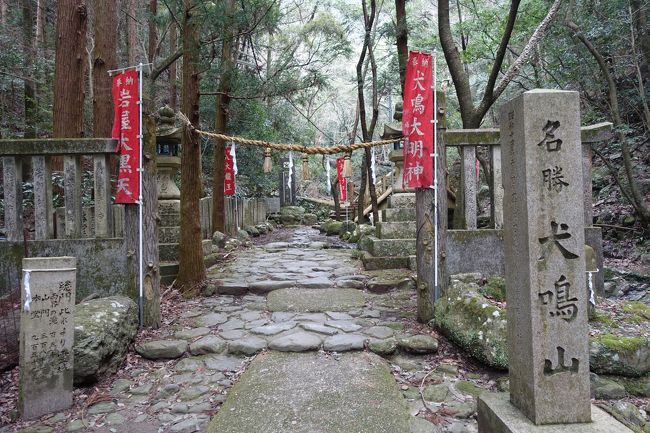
[
  {"left": 207, "top": 352, "right": 411, "bottom": 433},
  {"left": 478, "top": 393, "right": 632, "bottom": 433},
  {"left": 267, "top": 288, "right": 365, "bottom": 312}
]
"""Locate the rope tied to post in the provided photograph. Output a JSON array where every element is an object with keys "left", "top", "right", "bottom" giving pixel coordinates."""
[{"left": 177, "top": 112, "right": 401, "bottom": 155}]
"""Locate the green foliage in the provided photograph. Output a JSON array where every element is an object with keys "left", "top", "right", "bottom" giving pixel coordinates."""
[{"left": 479, "top": 276, "right": 506, "bottom": 302}]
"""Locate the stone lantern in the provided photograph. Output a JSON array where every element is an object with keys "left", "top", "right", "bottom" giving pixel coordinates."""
[
  {"left": 156, "top": 106, "right": 181, "bottom": 200},
  {"left": 381, "top": 101, "right": 413, "bottom": 193},
  {"left": 155, "top": 106, "right": 183, "bottom": 274}
]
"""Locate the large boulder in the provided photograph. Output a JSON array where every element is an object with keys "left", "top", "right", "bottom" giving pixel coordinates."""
[
  {"left": 73, "top": 296, "right": 138, "bottom": 385},
  {"left": 280, "top": 206, "right": 305, "bottom": 225},
  {"left": 323, "top": 220, "right": 343, "bottom": 236},
  {"left": 434, "top": 274, "right": 508, "bottom": 370},
  {"left": 302, "top": 213, "right": 318, "bottom": 226},
  {"left": 590, "top": 334, "right": 650, "bottom": 377}
]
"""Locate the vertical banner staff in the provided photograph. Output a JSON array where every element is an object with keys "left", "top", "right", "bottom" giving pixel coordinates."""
[{"left": 109, "top": 62, "right": 151, "bottom": 326}]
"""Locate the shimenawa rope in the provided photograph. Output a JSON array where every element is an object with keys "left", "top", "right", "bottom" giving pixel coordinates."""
[{"left": 177, "top": 112, "right": 401, "bottom": 155}]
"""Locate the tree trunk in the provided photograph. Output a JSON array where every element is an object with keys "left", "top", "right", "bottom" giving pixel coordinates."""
[
  {"left": 92, "top": 0, "right": 117, "bottom": 137},
  {"left": 212, "top": 0, "right": 235, "bottom": 234},
  {"left": 0, "top": 0, "right": 6, "bottom": 26},
  {"left": 127, "top": 0, "right": 137, "bottom": 64},
  {"left": 169, "top": 21, "right": 178, "bottom": 110},
  {"left": 53, "top": 0, "right": 87, "bottom": 140},
  {"left": 148, "top": 0, "right": 157, "bottom": 63},
  {"left": 21, "top": 0, "right": 37, "bottom": 139},
  {"left": 177, "top": 0, "right": 206, "bottom": 291},
  {"left": 395, "top": 0, "right": 408, "bottom": 98},
  {"left": 566, "top": 16, "right": 650, "bottom": 229}
]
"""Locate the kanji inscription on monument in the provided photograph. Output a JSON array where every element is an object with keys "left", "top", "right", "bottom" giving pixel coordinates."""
[
  {"left": 500, "top": 90, "right": 590, "bottom": 425},
  {"left": 19, "top": 257, "right": 76, "bottom": 420}
]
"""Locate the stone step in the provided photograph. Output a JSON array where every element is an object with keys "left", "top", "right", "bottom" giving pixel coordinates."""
[
  {"left": 159, "top": 212, "right": 180, "bottom": 227},
  {"left": 367, "top": 236, "right": 416, "bottom": 257},
  {"left": 382, "top": 207, "right": 416, "bottom": 223},
  {"left": 376, "top": 221, "right": 416, "bottom": 239},
  {"left": 388, "top": 193, "right": 416, "bottom": 209},
  {"left": 206, "top": 352, "right": 412, "bottom": 433},
  {"left": 361, "top": 252, "right": 410, "bottom": 271},
  {"left": 160, "top": 239, "right": 211, "bottom": 261},
  {"left": 160, "top": 262, "right": 179, "bottom": 276},
  {"left": 159, "top": 226, "right": 180, "bottom": 243}
]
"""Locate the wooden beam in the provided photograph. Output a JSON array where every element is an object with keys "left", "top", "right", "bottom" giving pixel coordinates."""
[
  {"left": 444, "top": 123, "right": 614, "bottom": 146},
  {"left": 0, "top": 138, "right": 117, "bottom": 155}
]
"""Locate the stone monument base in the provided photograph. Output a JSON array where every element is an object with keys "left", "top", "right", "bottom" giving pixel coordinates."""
[{"left": 478, "top": 393, "right": 632, "bottom": 433}]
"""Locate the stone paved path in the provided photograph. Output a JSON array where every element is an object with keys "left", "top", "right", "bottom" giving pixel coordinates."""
[{"left": 7, "top": 227, "right": 487, "bottom": 433}]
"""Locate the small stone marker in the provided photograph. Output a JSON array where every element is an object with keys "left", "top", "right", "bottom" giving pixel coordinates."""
[
  {"left": 19, "top": 257, "right": 76, "bottom": 420},
  {"left": 478, "top": 90, "right": 630, "bottom": 432}
]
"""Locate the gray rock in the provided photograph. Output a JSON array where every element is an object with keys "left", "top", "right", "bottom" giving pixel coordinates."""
[
  {"left": 87, "top": 401, "right": 117, "bottom": 415},
  {"left": 365, "top": 326, "right": 394, "bottom": 339},
  {"left": 179, "top": 385, "right": 211, "bottom": 401},
  {"left": 268, "top": 331, "right": 322, "bottom": 352},
  {"left": 171, "top": 417, "right": 205, "bottom": 432},
  {"left": 66, "top": 420, "right": 85, "bottom": 432},
  {"left": 189, "top": 335, "right": 227, "bottom": 355},
  {"left": 237, "top": 229, "right": 251, "bottom": 242},
  {"left": 136, "top": 339, "right": 188, "bottom": 359},
  {"left": 130, "top": 382, "right": 153, "bottom": 395},
  {"left": 228, "top": 336, "right": 268, "bottom": 355},
  {"left": 422, "top": 384, "right": 449, "bottom": 402},
  {"left": 212, "top": 231, "right": 227, "bottom": 248},
  {"left": 251, "top": 321, "right": 297, "bottom": 336},
  {"left": 73, "top": 296, "right": 138, "bottom": 385},
  {"left": 154, "top": 383, "right": 180, "bottom": 401},
  {"left": 323, "top": 334, "right": 366, "bottom": 351},
  {"left": 174, "top": 327, "right": 211, "bottom": 340},
  {"left": 110, "top": 378, "right": 132, "bottom": 396},
  {"left": 175, "top": 357, "right": 205, "bottom": 372},
  {"left": 299, "top": 322, "right": 338, "bottom": 335},
  {"left": 302, "top": 213, "right": 318, "bottom": 225},
  {"left": 589, "top": 334, "right": 650, "bottom": 377},
  {"left": 219, "top": 329, "right": 247, "bottom": 340},
  {"left": 325, "top": 320, "right": 363, "bottom": 333},
  {"left": 194, "top": 312, "right": 228, "bottom": 327},
  {"left": 606, "top": 401, "right": 649, "bottom": 431},
  {"left": 105, "top": 413, "right": 126, "bottom": 425},
  {"left": 220, "top": 318, "right": 245, "bottom": 331},
  {"left": 411, "top": 417, "right": 441, "bottom": 433},
  {"left": 398, "top": 335, "right": 439, "bottom": 354},
  {"left": 434, "top": 280, "right": 507, "bottom": 369},
  {"left": 202, "top": 355, "right": 245, "bottom": 371},
  {"left": 590, "top": 374, "right": 627, "bottom": 400},
  {"left": 368, "top": 338, "right": 397, "bottom": 355}
]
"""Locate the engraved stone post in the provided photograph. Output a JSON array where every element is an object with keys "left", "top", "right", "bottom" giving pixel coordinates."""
[
  {"left": 461, "top": 145, "right": 478, "bottom": 230},
  {"left": 2, "top": 156, "right": 23, "bottom": 242},
  {"left": 93, "top": 154, "right": 113, "bottom": 237},
  {"left": 33, "top": 156, "right": 53, "bottom": 240},
  {"left": 63, "top": 155, "right": 82, "bottom": 238},
  {"left": 19, "top": 257, "right": 76, "bottom": 420},
  {"left": 502, "top": 90, "right": 590, "bottom": 424},
  {"left": 476, "top": 90, "right": 639, "bottom": 433}
]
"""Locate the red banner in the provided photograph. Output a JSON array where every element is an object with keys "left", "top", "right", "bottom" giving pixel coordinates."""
[
  {"left": 224, "top": 146, "right": 236, "bottom": 196},
  {"left": 336, "top": 157, "right": 347, "bottom": 202},
  {"left": 402, "top": 51, "right": 434, "bottom": 189},
  {"left": 112, "top": 70, "right": 140, "bottom": 204}
]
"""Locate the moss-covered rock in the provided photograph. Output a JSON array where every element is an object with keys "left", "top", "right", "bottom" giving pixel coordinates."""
[
  {"left": 73, "top": 296, "right": 138, "bottom": 385},
  {"left": 589, "top": 333, "right": 650, "bottom": 377},
  {"left": 433, "top": 276, "right": 508, "bottom": 370},
  {"left": 280, "top": 206, "right": 305, "bottom": 225}
]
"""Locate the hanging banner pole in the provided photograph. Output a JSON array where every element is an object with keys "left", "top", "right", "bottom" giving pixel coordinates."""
[
  {"left": 432, "top": 51, "right": 439, "bottom": 296},
  {"left": 137, "top": 63, "right": 144, "bottom": 327}
]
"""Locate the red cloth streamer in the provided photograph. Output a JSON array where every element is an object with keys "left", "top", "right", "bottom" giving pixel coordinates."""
[
  {"left": 402, "top": 51, "right": 434, "bottom": 189},
  {"left": 112, "top": 70, "right": 140, "bottom": 204},
  {"left": 224, "top": 146, "right": 236, "bottom": 196},
  {"left": 336, "top": 157, "right": 347, "bottom": 202}
]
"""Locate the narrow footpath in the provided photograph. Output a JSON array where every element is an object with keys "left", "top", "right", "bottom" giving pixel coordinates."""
[{"left": 8, "top": 227, "right": 488, "bottom": 433}]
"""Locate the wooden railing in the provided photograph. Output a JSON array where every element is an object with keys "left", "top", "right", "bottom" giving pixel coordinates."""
[
  {"left": 360, "top": 171, "right": 394, "bottom": 218},
  {"left": 443, "top": 122, "right": 613, "bottom": 230},
  {"left": 1, "top": 138, "right": 117, "bottom": 241}
]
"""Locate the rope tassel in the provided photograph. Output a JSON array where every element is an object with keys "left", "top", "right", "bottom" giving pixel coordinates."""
[
  {"left": 263, "top": 148, "right": 273, "bottom": 173},
  {"left": 302, "top": 155, "right": 311, "bottom": 181}
]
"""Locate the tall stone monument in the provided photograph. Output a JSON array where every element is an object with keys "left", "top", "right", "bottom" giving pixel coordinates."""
[
  {"left": 19, "top": 257, "right": 76, "bottom": 420},
  {"left": 478, "top": 90, "right": 630, "bottom": 432}
]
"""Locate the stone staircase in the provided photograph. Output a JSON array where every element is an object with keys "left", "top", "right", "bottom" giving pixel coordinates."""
[{"left": 360, "top": 192, "right": 416, "bottom": 270}]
